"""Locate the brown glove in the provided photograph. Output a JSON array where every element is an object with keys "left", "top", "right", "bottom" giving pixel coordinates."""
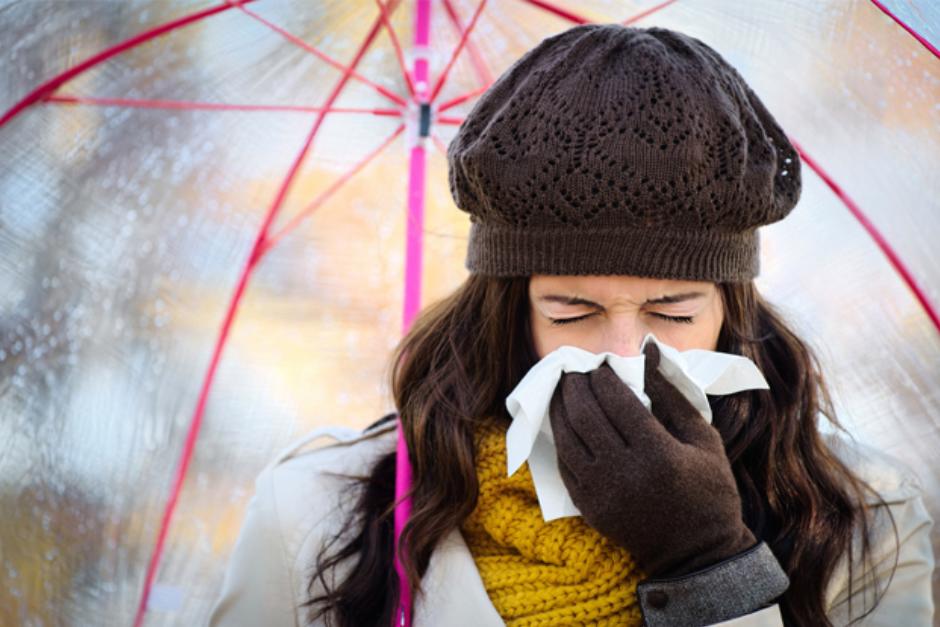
[{"left": 548, "top": 342, "right": 757, "bottom": 578}]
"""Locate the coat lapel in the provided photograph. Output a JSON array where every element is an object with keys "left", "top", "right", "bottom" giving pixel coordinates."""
[{"left": 413, "top": 526, "right": 505, "bottom": 626}]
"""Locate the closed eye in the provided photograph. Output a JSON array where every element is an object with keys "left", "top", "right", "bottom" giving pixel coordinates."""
[
  {"left": 650, "top": 312, "right": 695, "bottom": 324},
  {"left": 548, "top": 312, "right": 695, "bottom": 325},
  {"left": 549, "top": 313, "right": 594, "bottom": 326}
]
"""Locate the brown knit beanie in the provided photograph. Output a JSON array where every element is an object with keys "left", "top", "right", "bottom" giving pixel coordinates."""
[{"left": 446, "top": 23, "right": 801, "bottom": 282}]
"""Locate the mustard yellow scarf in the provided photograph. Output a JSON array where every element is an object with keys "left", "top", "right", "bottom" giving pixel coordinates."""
[{"left": 459, "top": 420, "right": 645, "bottom": 626}]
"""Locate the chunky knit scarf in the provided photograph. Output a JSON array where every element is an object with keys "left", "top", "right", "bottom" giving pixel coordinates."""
[{"left": 459, "top": 420, "right": 645, "bottom": 626}]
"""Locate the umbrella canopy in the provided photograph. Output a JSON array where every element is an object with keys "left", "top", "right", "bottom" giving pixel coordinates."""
[{"left": 0, "top": 0, "right": 937, "bottom": 624}]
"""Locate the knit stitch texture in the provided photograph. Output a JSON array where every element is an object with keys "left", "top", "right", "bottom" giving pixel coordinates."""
[
  {"left": 460, "top": 419, "right": 645, "bottom": 626},
  {"left": 447, "top": 24, "right": 802, "bottom": 281}
]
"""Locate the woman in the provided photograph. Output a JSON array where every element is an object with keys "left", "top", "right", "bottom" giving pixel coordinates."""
[{"left": 209, "top": 24, "right": 934, "bottom": 626}]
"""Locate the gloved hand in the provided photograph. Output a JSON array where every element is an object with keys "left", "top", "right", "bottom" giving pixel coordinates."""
[{"left": 548, "top": 341, "right": 757, "bottom": 578}]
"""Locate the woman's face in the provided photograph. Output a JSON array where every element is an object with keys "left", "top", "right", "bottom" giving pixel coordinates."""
[{"left": 528, "top": 274, "right": 724, "bottom": 359}]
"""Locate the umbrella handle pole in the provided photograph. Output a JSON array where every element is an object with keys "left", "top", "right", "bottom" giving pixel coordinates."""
[
  {"left": 395, "top": 1, "right": 431, "bottom": 625},
  {"left": 393, "top": 418, "right": 414, "bottom": 626}
]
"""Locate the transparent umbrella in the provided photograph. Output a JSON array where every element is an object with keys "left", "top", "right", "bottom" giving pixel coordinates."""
[{"left": 0, "top": 1, "right": 937, "bottom": 625}]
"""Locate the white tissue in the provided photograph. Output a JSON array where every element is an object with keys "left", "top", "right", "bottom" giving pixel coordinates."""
[{"left": 504, "top": 333, "right": 769, "bottom": 521}]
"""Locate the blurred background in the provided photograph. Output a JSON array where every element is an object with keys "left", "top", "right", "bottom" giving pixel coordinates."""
[{"left": 0, "top": 0, "right": 937, "bottom": 624}]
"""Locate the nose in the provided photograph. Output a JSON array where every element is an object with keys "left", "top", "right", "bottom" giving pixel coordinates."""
[{"left": 598, "top": 317, "right": 644, "bottom": 357}]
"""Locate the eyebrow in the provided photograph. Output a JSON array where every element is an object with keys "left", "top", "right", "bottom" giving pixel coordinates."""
[{"left": 538, "top": 291, "right": 707, "bottom": 308}]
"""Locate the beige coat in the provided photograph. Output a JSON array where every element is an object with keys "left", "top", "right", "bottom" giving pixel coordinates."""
[{"left": 208, "top": 422, "right": 935, "bottom": 626}]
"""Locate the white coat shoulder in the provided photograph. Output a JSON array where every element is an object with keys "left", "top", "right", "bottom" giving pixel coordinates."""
[
  {"left": 713, "top": 430, "right": 935, "bottom": 627},
  {"left": 208, "top": 421, "right": 397, "bottom": 627},
  {"left": 821, "top": 430, "right": 935, "bottom": 625}
]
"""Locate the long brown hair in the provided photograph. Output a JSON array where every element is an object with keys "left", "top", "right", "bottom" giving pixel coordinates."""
[{"left": 302, "top": 274, "right": 895, "bottom": 626}]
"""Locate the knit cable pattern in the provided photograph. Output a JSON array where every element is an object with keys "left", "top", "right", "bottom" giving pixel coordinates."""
[{"left": 460, "top": 419, "right": 645, "bottom": 626}]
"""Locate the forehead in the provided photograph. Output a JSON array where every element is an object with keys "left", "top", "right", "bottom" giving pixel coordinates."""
[{"left": 528, "top": 274, "right": 715, "bottom": 300}]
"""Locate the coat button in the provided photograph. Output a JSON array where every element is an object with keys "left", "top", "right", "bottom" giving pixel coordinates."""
[{"left": 646, "top": 589, "right": 669, "bottom": 609}]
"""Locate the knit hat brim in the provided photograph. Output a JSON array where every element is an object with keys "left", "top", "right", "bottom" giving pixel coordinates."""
[{"left": 465, "top": 223, "right": 759, "bottom": 282}]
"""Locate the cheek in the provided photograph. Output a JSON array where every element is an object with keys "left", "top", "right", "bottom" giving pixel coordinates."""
[
  {"left": 530, "top": 314, "right": 594, "bottom": 359},
  {"left": 647, "top": 308, "right": 723, "bottom": 351},
  {"left": 706, "top": 298, "right": 724, "bottom": 350},
  {"left": 531, "top": 317, "right": 564, "bottom": 359},
  {"left": 678, "top": 302, "right": 723, "bottom": 351},
  {"left": 655, "top": 322, "right": 719, "bottom": 352}
]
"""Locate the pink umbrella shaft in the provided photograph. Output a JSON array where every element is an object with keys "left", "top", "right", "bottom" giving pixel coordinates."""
[
  {"left": 393, "top": 419, "right": 415, "bottom": 626},
  {"left": 395, "top": 1, "right": 431, "bottom": 625}
]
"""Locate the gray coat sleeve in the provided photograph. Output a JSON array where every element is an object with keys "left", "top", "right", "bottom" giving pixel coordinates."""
[{"left": 636, "top": 541, "right": 788, "bottom": 627}]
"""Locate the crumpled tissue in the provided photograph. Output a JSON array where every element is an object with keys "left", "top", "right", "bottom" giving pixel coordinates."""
[{"left": 504, "top": 332, "right": 769, "bottom": 521}]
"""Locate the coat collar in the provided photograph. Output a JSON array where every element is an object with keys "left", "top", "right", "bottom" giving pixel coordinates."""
[{"left": 414, "top": 526, "right": 506, "bottom": 626}]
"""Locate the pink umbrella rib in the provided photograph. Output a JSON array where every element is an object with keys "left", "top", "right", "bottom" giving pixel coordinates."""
[
  {"left": 516, "top": 0, "right": 589, "bottom": 24},
  {"left": 518, "top": 0, "right": 679, "bottom": 27},
  {"left": 868, "top": 0, "right": 940, "bottom": 59},
  {"left": 437, "top": 86, "right": 489, "bottom": 113},
  {"left": 260, "top": 123, "right": 406, "bottom": 256},
  {"left": 133, "top": 4, "right": 406, "bottom": 625},
  {"left": 429, "top": 0, "right": 488, "bottom": 103},
  {"left": 430, "top": 132, "right": 450, "bottom": 156},
  {"left": 623, "top": 0, "right": 680, "bottom": 25},
  {"left": 0, "top": 0, "right": 258, "bottom": 129},
  {"left": 46, "top": 94, "right": 401, "bottom": 116},
  {"left": 432, "top": 0, "right": 679, "bottom": 114},
  {"left": 794, "top": 141, "right": 940, "bottom": 334},
  {"left": 375, "top": 0, "right": 418, "bottom": 98},
  {"left": 231, "top": 1, "right": 409, "bottom": 107},
  {"left": 442, "top": 0, "right": 494, "bottom": 86}
]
